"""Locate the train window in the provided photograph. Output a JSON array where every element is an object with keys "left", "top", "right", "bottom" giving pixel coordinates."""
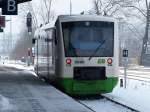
[{"left": 62, "top": 21, "right": 114, "bottom": 57}]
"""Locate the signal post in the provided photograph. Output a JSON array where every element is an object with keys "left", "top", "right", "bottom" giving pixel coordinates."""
[{"left": 123, "top": 49, "right": 128, "bottom": 89}]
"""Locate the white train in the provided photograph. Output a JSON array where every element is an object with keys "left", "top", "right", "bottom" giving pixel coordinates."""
[{"left": 33, "top": 15, "right": 119, "bottom": 95}]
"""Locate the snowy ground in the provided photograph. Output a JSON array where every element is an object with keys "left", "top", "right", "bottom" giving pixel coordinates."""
[
  {"left": 0, "top": 62, "right": 92, "bottom": 112},
  {"left": 1, "top": 61, "right": 34, "bottom": 71},
  {"left": 81, "top": 65, "right": 150, "bottom": 112},
  {"left": 106, "top": 66, "right": 150, "bottom": 112},
  {"left": 2, "top": 61, "right": 150, "bottom": 112},
  {"left": 103, "top": 79, "right": 150, "bottom": 112}
]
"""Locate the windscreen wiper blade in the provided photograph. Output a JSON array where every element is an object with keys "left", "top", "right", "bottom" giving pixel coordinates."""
[
  {"left": 89, "top": 40, "right": 105, "bottom": 60},
  {"left": 69, "top": 42, "right": 77, "bottom": 56}
]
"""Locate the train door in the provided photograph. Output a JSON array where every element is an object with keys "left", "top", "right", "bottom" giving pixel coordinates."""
[
  {"left": 52, "top": 29, "right": 56, "bottom": 76},
  {"left": 45, "top": 29, "right": 56, "bottom": 80}
]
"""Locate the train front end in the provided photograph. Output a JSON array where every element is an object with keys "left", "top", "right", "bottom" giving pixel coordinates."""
[{"left": 56, "top": 15, "right": 119, "bottom": 95}]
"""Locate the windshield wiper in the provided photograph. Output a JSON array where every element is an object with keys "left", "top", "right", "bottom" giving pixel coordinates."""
[
  {"left": 89, "top": 40, "right": 105, "bottom": 60},
  {"left": 69, "top": 42, "right": 77, "bottom": 56}
]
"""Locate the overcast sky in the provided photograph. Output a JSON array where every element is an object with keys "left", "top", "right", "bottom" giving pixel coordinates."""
[
  {"left": 3, "top": 0, "right": 93, "bottom": 35},
  {"left": 52, "top": 0, "right": 92, "bottom": 14}
]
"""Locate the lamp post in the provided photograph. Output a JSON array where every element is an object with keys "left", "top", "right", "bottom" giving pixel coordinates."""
[
  {"left": 10, "top": 16, "right": 12, "bottom": 54},
  {"left": 26, "top": 12, "right": 32, "bottom": 66}
]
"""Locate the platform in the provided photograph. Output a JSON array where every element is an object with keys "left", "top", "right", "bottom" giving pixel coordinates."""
[
  {"left": 0, "top": 64, "right": 92, "bottom": 112},
  {"left": 27, "top": 84, "right": 93, "bottom": 112}
]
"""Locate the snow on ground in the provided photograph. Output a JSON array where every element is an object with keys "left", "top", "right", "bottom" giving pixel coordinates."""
[
  {"left": 0, "top": 95, "right": 13, "bottom": 111},
  {"left": 106, "top": 80, "right": 150, "bottom": 112},
  {"left": 2, "top": 61, "right": 150, "bottom": 112},
  {"left": 105, "top": 66, "right": 150, "bottom": 112},
  {"left": 81, "top": 66, "right": 150, "bottom": 112},
  {"left": 0, "top": 61, "right": 34, "bottom": 71},
  {"left": 0, "top": 60, "right": 37, "bottom": 77},
  {"left": 81, "top": 98, "right": 133, "bottom": 112}
]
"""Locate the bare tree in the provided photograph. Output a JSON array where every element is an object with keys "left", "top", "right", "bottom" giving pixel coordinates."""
[
  {"left": 18, "top": 2, "right": 38, "bottom": 28},
  {"left": 118, "top": 0, "right": 150, "bottom": 64},
  {"left": 11, "top": 0, "right": 55, "bottom": 59},
  {"left": 139, "top": 0, "right": 150, "bottom": 64},
  {"left": 18, "top": 0, "right": 55, "bottom": 27},
  {"left": 88, "top": 0, "right": 134, "bottom": 16},
  {"left": 89, "top": 0, "right": 150, "bottom": 65}
]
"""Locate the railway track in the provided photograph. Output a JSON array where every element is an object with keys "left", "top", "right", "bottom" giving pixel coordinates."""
[
  {"left": 74, "top": 95, "right": 140, "bottom": 112},
  {"left": 72, "top": 69, "right": 150, "bottom": 112},
  {"left": 119, "top": 74, "right": 150, "bottom": 83},
  {"left": 75, "top": 100, "right": 96, "bottom": 112},
  {"left": 120, "top": 70, "right": 150, "bottom": 78},
  {"left": 119, "top": 69, "right": 150, "bottom": 83},
  {"left": 101, "top": 94, "right": 140, "bottom": 112},
  {"left": 71, "top": 68, "right": 150, "bottom": 112}
]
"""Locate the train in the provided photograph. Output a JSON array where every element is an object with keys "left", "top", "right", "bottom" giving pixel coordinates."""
[{"left": 33, "top": 15, "right": 119, "bottom": 95}]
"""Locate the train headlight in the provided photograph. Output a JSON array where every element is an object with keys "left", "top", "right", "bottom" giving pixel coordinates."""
[
  {"left": 107, "top": 58, "right": 113, "bottom": 64},
  {"left": 66, "top": 58, "right": 72, "bottom": 65}
]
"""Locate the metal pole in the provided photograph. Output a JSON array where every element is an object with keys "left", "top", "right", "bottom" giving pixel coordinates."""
[
  {"left": 124, "top": 58, "right": 127, "bottom": 89},
  {"left": 36, "top": 38, "right": 38, "bottom": 75},
  {"left": 47, "top": 38, "right": 50, "bottom": 80},
  {"left": 124, "top": 64, "right": 127, "bottom": 89},
  {"left": 10, "top": 16, "right": 12, "bottom": 54},
  {"left": 27, "top": 32, "right": 32, "bottom": 66},
  {"left": 70, "top": 0, "right": 72, "bottom": 15},
  {"left": 3, "top": 31, "right": 5, "bottom": 64}
]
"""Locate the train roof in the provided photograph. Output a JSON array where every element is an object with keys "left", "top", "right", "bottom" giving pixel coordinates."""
[
  {"left": 34, "top": 28, "right": 48, "bottom": 39},
  {"left": 34, "top": 15, "right": 117, "bottom": 38},
  {"left": 57, "top": 15, "right": 116, "bottom": 23},
  {"left": 40, "top": 15, "right": 116, "bottom": 30},
  {"left": 41, "top": 21, "right": 56, "bottom": 30},
  {"left": 34, "top": 21, "right": 55, "bottom": 39}
]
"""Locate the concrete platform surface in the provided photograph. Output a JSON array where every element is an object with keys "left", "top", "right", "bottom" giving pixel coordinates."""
[{"left": 0, "top": 65, "right": 92, "bottom": 112}]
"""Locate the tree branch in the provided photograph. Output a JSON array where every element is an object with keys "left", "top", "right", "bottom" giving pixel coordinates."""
[
  {"left": 104, "top": 0, "right": 113, "bottom": 11},
  {"left": 123, "top": 5, "right": 147, "bottom": 17},
  {"left": 47, "top": 0, "right": 52, "bottom": 23},
  {"left": 93, "top": 0, "right": 101, "bottom": 15},
  {"left": 145, "top": 0, "right": 148, "bottom": 10}
]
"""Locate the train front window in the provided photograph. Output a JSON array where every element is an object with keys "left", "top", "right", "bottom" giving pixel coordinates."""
[{"left": 62, "top": 21, "right": 114, "bottom": 57}]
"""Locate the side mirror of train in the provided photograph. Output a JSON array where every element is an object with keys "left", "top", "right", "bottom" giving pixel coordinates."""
[{"left": 32, "top": 38, "right": 36, "bottom": 44}]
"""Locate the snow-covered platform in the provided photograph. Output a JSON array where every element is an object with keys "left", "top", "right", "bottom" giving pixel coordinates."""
[
  {"left": 26, "top": 84, "right": 93, "bottom": 112},
  {"left": 0, "top": 63, "right": 92, "bottom": 112},
  {"left": 3, "top": 61, "right": 150, "bottom": 112}
]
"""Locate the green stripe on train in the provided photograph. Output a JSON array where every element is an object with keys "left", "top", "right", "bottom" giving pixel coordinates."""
[{"left": 57, "top": 77, "right": 118, "bottom": 95}]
